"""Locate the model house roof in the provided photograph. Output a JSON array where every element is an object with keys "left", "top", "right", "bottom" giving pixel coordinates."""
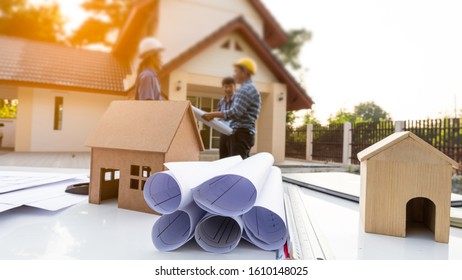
[
  {"left": 85, "top": 100, "right": 204, "bottom": 152},
  {"left": 357, "top": 131, "right": 459, "bottom": 169},
  {"left": 0, "top": 35, "right": 130, "bottom": 93},
  {"left": 160, "top": 17, "right": 313, "bottom": 111}
]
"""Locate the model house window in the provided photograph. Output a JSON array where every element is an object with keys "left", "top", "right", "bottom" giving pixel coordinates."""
[
  {"left": 53, "top": 96, "right": 63, "bottom": 130},
  {"left": 130, "top": 165, "right": 151, "bottom": 190},
  {"left": 187, "top": 96, "right": 221, "bottom": 150}
]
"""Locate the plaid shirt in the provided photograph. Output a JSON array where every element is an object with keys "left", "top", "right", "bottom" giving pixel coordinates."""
[
  {"left": 221, "top": 79, "right": 261, "bottom": 134},
  {"left": 218, "top": 96, "right": 233, "bottom": 112}
]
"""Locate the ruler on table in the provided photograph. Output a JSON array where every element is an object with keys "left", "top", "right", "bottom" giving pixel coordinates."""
[{"left": 284, "top": 182, "right": 333, "bottom": 260}]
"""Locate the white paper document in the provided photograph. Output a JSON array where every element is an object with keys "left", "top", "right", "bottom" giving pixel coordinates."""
[
  {"left": 192, "top": 152, "right": 274, "bottom": 216},
  {"left": 0, "top": 176, "right": 89, "bottom": 213},
  {"left": 0, "top": 203, "right": 19, "bottom": 212},
  {"left": 0, "top": 171, "right": 79, "bottom": 194},
  {"left": 192, "top": 106, "right": 233, "bottom": 136}
]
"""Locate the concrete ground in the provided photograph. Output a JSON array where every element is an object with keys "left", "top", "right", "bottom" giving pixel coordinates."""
[
  {"left": 0, "top": 151, "right": 345, "bottom": 172},
  {"left": 0, "top": 151, "right": 91, "bottom": 169}
]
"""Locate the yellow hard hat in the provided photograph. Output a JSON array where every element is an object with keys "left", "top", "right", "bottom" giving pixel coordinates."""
[{"left": 233, "top": 57, "right": 257, "bottom": 75}]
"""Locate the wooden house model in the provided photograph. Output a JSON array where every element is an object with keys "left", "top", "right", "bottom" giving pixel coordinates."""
[
  {"left": 86, "top": 100, "right": 204, "bottom": 213},
  {"left": 357, "top": 131, "right": 459, "bottom": 243}
]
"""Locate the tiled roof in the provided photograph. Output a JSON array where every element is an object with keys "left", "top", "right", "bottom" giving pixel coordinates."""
[{"left": 0, "top": 35, "right": 130, "bottom": 93}]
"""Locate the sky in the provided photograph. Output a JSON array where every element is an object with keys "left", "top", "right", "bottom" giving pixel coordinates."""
[
  {"left": 37, "top": 0, "right": 462, "bottom": 124},
  {"left": 263, "top": 0, "right": 462, "bottom": 123}
]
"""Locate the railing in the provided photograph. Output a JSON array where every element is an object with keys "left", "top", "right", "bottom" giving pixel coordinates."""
[
  {"left": 286, "top": 118, "right": 461, "bottom": 174},
  {"left": 312, "top": 123, "right": 343, "bottom": 163},
  {"left": 285, "top": 126, "right": 307, "bottom": 159},
  {"left": 405, "top": 118, "right": 461, "bottom": 172},
  {"left": 350, "top": 121, "right": 395, "bottom": 164}
]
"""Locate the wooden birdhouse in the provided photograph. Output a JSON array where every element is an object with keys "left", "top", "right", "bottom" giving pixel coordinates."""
[
  {"left": 357, "top": 131, "right": 459, "bottom": 243},
  {"left": 86, "top": 100, "right": 204, "bottom": 213}
]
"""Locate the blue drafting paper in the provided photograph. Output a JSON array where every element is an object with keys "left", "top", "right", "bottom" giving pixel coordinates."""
[
  {"left": 152, "top": 202, "right": 206, "bottom": 251},
  {"left": 144, "top": 171, "right": 181, "bottom": 214}
]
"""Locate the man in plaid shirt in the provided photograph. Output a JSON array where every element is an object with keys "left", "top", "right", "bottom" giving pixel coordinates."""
[{"left": 203, "top": 58, "right": 261, "bottom": 159}]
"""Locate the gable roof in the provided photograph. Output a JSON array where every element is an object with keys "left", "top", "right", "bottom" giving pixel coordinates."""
[
  {"left": 112, "top": 0, "right": 287, "bottom": 57},
  {"left": 0, "top": 35, "right": 130, "bottom": 94},
  {"left": 248, "top": 0, "right": 287, "bottom": 48},
  {"left": 159, "top": 16, "right": 313, "bottom": 111},
  {"left": 357, "top": 131, "right": 459, "bottom": 169},
  {"left": 112, "top": 0, "right": 159, "bottom": 58},
  {"left": 86, "top": 100, "right": 204, "bottom": 152}
]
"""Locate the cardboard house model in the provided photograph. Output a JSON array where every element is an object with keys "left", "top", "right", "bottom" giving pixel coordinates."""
[
  {"left": 85, "top": 100, "right": 204, "bottom": 213},
  {"left": 357, "top": 131, "right": 459, "bottom": 243}
]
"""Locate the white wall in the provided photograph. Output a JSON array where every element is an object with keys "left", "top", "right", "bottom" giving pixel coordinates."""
[
  {"left": 180, "top": 33, "right": 277, "bottom": 83},
  {"left": 20, "top": 88, "right": 125, "bottom": 152},
  {"left": 157, "top": 0, "right": 264, "bottom": 62}
]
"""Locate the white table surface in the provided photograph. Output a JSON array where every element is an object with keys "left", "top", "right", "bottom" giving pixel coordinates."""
[
  {"left": 0, "top": 199, "right": 277, "bottom": 260},
  {"left": 1, "top": 166, "right": 461, "bottom": 260},
  {"left": 296, "top": 184, "right": 462, "bottom": 260}
]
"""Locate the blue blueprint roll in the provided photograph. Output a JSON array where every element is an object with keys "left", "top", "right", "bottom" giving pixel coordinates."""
[{"left": 143, "top": 171, "right": 181, "bottom": 214}]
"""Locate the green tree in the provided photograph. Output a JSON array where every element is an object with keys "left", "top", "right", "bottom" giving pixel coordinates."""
[
  {"left": 286, "top": 111, "right": 297, "bottom": 127},
  {"left": 328, "top": 108, "right": 359, "bottom": 124},
  {"left": 328, "top": 102, "right": 390, "bottom": 124},
  {"left": 353, "top": 101, "right": 390, "bottom": 122},
  {"left": 0, "top": 0, "right": 65, "bottom": 43},
  {"left": 275, "top": 28, "right": 312, "bottom": 70},
  {"left": 70, "top": 0, "right": 132, "bottom": 47},
  {"left": 301, "top": 109, "right": 320, "bottom": 126}
]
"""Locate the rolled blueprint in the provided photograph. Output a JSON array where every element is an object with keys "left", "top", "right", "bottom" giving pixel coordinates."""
[
  {"left": 144, "top": 156, "right": 242, "bottom": 214},
  {"left": 192, "top": 152, "right": 274, "bottom": 216},
  {"left": 143, "top": 170, "right": 181, "bottom": 214},
  {"left": 194, "top": 213, "right": 243, "bottom": 254},
  {"left": 151, "top": 202, "right": 206, "bottom": 251},
  {"left": 192, "top": 106, "right": 233, "bottom": 136},
  {"left": 242, "top": 166, "right": 288, "bottom": 251}
]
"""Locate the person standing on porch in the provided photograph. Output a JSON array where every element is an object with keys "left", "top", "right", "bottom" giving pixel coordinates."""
[
  {"left": 217, "top": 76, "right": 236, "bottom": 159},
  {"left": 202, "top": 58, "right": 261, "bottom": 159},
  {"left": 134, "top": 37, "right": 164, "bottom": 100}
]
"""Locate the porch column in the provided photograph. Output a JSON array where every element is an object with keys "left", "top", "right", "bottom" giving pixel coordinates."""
[
  {"left": 256, "top": 83, "right": 287, "bottom": 162},
  {"left": 166, "top": 70, "right": 188, "bottom": 101}
]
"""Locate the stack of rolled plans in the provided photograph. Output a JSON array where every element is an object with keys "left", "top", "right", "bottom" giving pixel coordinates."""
[{"left": 143, "top": 152, "right": 287, "bottom": 253}]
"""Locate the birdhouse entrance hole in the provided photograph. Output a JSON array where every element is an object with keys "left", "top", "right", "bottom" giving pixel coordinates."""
[
  {"left": 405, "top": 197, "right": 436, "bottom": 237},
  {"left": 100, "top": 168, "right": 120, "bottom": 201}
]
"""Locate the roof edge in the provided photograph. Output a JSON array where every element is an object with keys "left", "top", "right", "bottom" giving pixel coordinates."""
[{"left": 248, "top": 0, "right": 288, "bottom": 47}]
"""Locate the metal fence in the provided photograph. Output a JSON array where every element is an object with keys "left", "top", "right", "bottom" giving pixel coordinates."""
[
  {"left": 285, "top": 126, "right": 307, "bottom": 159},
  {"left": 350, "top": 121, "right": 395, "bottom": 164},
  {"left": 312, "top": 123, "right": 344, "bottom": 163},
  {"left": 404, "top": 118, "right": 461, "bottom": 173},
  {"left": 285, "top": 118, "right": 461, "bottom": 174}
]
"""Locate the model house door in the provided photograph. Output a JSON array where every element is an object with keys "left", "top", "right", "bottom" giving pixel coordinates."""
[{"left": 100, "top": 168, "right": 120, "bottom": 200}]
